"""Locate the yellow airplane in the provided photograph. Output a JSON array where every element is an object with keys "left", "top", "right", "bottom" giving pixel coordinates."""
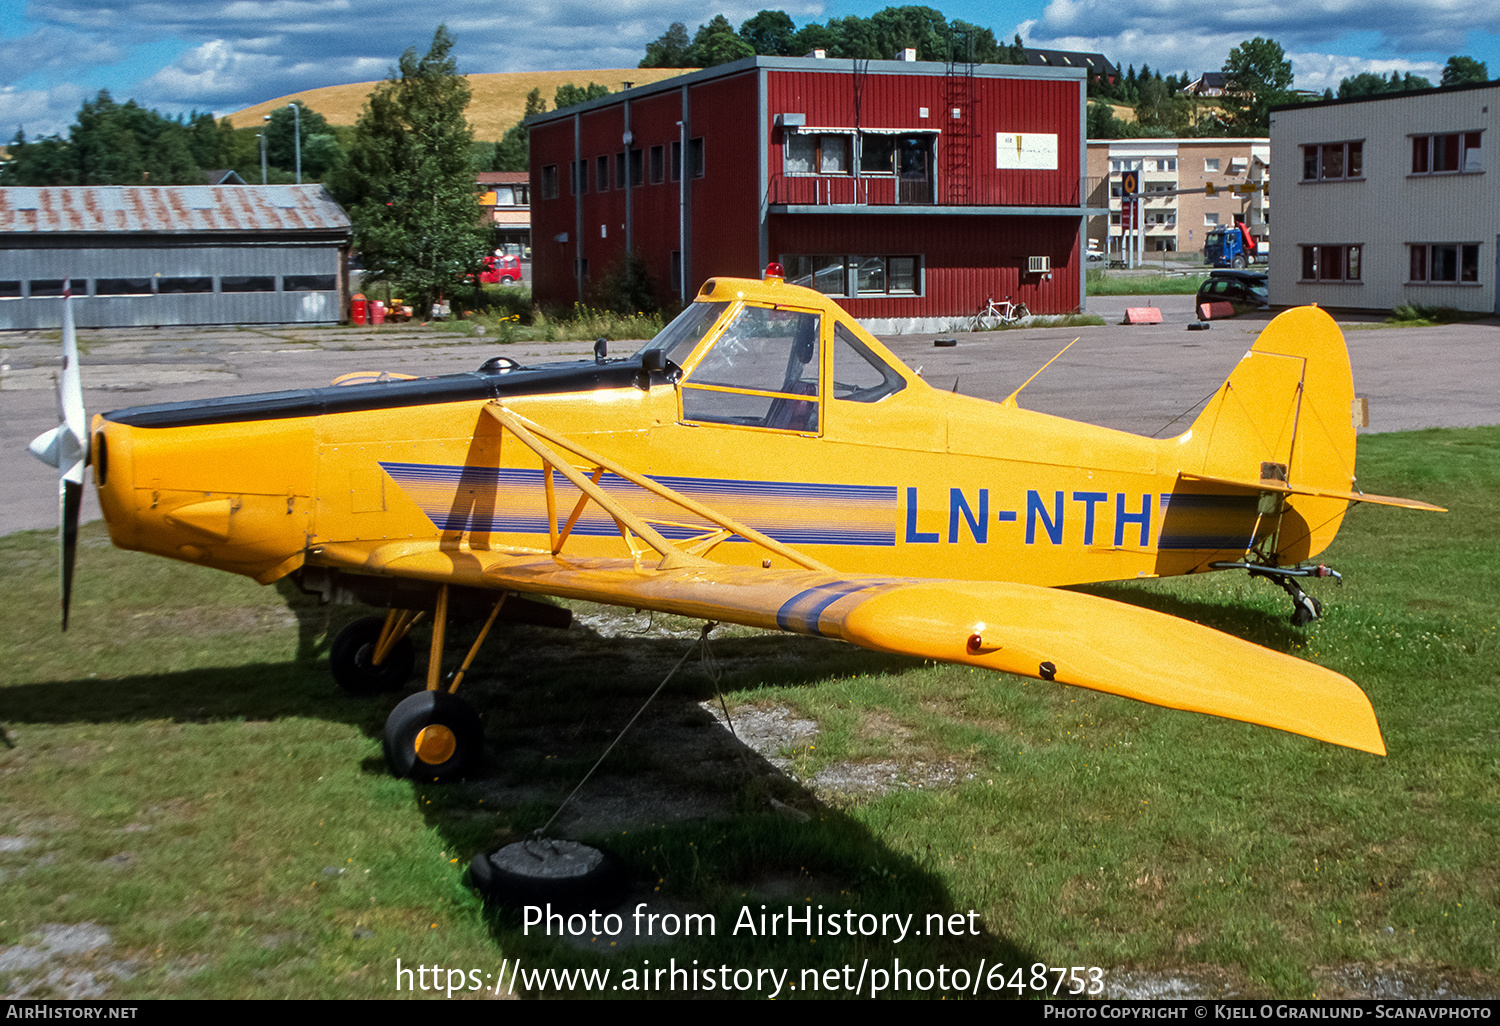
[{"left": 31, "top": 268, "right": 1442, "bottom": 779}]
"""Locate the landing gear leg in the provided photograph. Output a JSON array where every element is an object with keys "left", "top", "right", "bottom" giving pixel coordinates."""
[
  {"left": 1280, "top": 577, "right": 1323, "bottom": 626},
  {"left": 382, "top": 587, "right": 507, "bottom": 781},
  {"left": 1210, "top": 561, "right": 1340, "bottom": 627}
]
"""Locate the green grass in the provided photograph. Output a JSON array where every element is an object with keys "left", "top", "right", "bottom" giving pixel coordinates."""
[
  {"left": 2, "top": 427, "right": 1497, "bottom": 998},
  {"left": 1087, "top": 270, "right": 1208, "bottom": 296},
  {"left": 1383, "top": 304, "right": 1493, "bottom": 328},
  {"left": 973, "top": 313, "right": 1106, "bottom": 332}
]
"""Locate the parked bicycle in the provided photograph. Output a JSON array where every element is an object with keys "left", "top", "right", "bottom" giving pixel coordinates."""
[{"left": 970, "top": 296, "right": 1030, "bottom": 331}]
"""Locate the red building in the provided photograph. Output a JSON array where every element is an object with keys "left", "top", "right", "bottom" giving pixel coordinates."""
[{"left": 528, "top": 55, "right": 1097, "bottom": 327}]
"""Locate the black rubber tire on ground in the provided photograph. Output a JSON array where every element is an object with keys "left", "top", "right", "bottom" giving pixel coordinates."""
[
  {"left": 383, "top": 690, "right": 484, "bottom": 782},
  {"left": 1291, "top": 594, "right": 1323, "bottom": 627},
  {"left": 1232, "top": 255, "right": 1248, "bottom": 269},
  {"left": 469, "top": 839, "right": 628, "bottom": 911},
  {"left": 330, "top": 616, "right": 415, "bottom": 695}
]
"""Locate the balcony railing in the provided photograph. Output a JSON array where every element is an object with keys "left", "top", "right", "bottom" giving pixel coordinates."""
[{"left": 768, "top": 174, "right": 1106, "bottom": 209}]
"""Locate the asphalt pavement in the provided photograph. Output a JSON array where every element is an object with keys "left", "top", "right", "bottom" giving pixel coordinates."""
[{"left": 5, "top": 303, "right": 1497, "bottom": 536}]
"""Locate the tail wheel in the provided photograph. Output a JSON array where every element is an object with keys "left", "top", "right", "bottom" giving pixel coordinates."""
[
  {"left": 383, "top": 691, "right": 484, "bottom": 781},
  {"left": 330, "top": 616, "right": 414, "bottom": 694}
]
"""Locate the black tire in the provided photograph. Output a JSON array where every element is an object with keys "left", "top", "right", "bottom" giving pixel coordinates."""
[
  {"left": 1015, "top": 303, "right": 1030, "bottom": 319},
  {"left": 331, "top": 616, "right": 415, "bottom": 695},
  {"left": 1232, "top": 255, "right": 1247, "bottom": 269},
  {"left": 383, "top": 691, "right": 484, "bottom": 782},
  {"left": 499, "top": 275, "right": 516, "bottom": 285},
  {"left": 469, "top": 839, "right": 627, "bottom": 911},
  {"left": 1291, "top": 594, "right": 1323, "bottom": 627}
]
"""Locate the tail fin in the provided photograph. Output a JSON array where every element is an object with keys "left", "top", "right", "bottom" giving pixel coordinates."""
[{"left": 1178, "top": 306, "right": 1357, "bottom": 563}]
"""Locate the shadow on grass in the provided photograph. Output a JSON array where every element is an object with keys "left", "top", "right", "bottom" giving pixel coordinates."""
[{"left": 4, "top": 602, "right": 1040, "bottom": 998}]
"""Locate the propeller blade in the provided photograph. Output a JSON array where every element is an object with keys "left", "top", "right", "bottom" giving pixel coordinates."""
[
  {"left": 27, "top": 283, "right": 88, "bottom": 630},
  {"left": 62, "top": 478, "right": 81, "bottom": 631}
]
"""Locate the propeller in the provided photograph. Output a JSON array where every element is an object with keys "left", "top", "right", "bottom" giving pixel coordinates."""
[{"left": 26, "top": 282, "right": 87, "bottom": 629}]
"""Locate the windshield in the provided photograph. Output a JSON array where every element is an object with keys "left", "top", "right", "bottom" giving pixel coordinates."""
[{"left": 634, "top": 301, "right": 729, "bottom": 367}]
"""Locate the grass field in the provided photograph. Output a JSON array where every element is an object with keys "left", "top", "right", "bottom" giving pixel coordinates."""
[
  {"left": 1086, "top": 270, "right": 1209, "bottom": 296},
  {"left": 1, "top": 427, "right": 1497, "bottom": 999}
]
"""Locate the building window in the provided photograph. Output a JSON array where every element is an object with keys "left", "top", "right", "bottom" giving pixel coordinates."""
[
  {"left": 781, "top": 254, "right": 921, "bottom": 297},
  {"left": 1411, "top": 132, "right": 1482, "bottom": 174},
  {"left": 0, "top": 281, "right": 21, "bottom": 298},
  {"left": 1204, "top": 212, "right": 1220, "bottom": 225},
  {"left": 689, "top": 137, "right": 705, "bottom": 178},
  {"left": 1300, "top": 245, "right": 1362, "bottom": 282},
  {"left": 1409, "top": 243, "right": 1480, "bottom": 283},
  {"left": 94, "top": 277, "right": 154, "bottom": 295},
  {"left": 284, "top": 275, "right": 337, "bottom": 292},
  {"left": 1302, "top": 141, "right": 1363, "bottom": 182},
  {"left": 860, "top": 135, "right": 896, "bottom": 173},
  {"left": 782, "top": 255, "right": 846, "bottom": 294},
  {"left": 1204, "top": 158, "right": 1221, "bottom": 172},
  {"left": 650, "top": 145, "right": 665, "bottom": 184},
  {"left": 29, "top": 279, "right": 67, "bottom": 297},
  {"left": 157, "top": 276, "right": 213, "bottom": 294},
  {"left": 596, "top": 156, "right": 609, "bottom": 192},
  {"left": 785, "top": 133, "right": 851, "bottom": 175},
  {"left": 629, "top": 148, "right": 644, "bottom": 186},
  {"left": 855, "top": 255, "right": 919, "bottom": 295},
  {"left": 541, "top": 164, "right": 559, "bottom": 200},
  {"left": 220, "top": 276, "right": 277, "bottom": 293},
  {"left": 670, "top": 140, "right": 681, "bottom": 181}
]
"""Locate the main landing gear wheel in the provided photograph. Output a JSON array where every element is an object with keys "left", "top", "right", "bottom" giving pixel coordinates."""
[
  {"left": 331, "top": 617, "right": 415, "bottom": 695},
  {"left": 383, "top": 691, "right": 483, "bottom": 782},
  {"left": 469, "top": 839, "right": 627, "bottom": 911}
]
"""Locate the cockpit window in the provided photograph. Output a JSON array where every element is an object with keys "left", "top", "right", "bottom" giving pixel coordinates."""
[
  {"left": 832, "top": 323, "right": 905, "bottom": 403},
  {"left": 635, "top": 301, "right": 728, "bottom": 367},
  {"left": 681, "top": 305, "right": 821, "bottom": 432}
]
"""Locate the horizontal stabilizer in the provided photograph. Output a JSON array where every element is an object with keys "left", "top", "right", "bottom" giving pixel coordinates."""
[{"left": 1179, "top": 472, "right": 1446, "bottom": 512}]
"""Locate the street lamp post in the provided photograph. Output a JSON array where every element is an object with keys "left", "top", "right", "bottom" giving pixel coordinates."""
[
  {"left": 259, "top": 115, "right": 269, "bottom": 184},
  {"left": 288, "top": 103, "right": 301, "bottom": 184}
]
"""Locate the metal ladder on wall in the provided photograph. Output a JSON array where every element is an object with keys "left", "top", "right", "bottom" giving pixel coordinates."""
[{"left": 944, "top": 36, "right": 977, "bottom": 205}]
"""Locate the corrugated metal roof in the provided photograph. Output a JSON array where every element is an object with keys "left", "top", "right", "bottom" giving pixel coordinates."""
[
  {"left": 476, "top": 171, "right": 528, "bottom": 185},
  {"left": 0, "top": 185, "right": 351, "bottom": 235}
]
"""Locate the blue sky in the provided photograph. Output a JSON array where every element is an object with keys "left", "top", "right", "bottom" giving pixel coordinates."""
[{"left": 3, "top": 0, "right": 1498, "bottom": 137}]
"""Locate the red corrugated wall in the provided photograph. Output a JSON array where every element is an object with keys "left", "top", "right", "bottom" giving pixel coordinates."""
[
  {"left": 769, "top": 212, "right": 1081, "bottom": 318},
  {"left": 533, "top": 63, "right": 1084, "bottom": 318}
]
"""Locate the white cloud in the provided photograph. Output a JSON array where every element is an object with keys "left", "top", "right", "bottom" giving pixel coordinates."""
[
  {"left": 1028, "top": 0, "right": 1499, "bottom": 54},
  {"left": 0, "top": 83, "right": 90, "bottom": 138}
]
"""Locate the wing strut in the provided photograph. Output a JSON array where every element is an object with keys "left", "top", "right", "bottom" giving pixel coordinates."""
[{"left": 482, "top": 404, "right": 835, "bottom": 573}]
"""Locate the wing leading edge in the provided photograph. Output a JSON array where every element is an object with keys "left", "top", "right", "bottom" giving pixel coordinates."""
[{"left": 313, "top": 541, "right": 1386, "bottom": 756}]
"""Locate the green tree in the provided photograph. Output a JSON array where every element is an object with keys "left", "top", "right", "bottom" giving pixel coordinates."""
[
  {"left": 1221, "top": 37, "right": 1294, "bottom": 134},
  {"left": 640, "top": 22, "right": 693, "bottom": 68},
  {"left": 331, "top": 26, "right": 490, "bottom": 315},
  {"left": 492, "top": 88, "right": 544, "bottom": 172},
  {"left": 1441, "top": 56, "right": 1488, "bottom": 86},
  {"left": 689, "top": 15, "right": 755, "bottom": 67},
  {"left": 264, "top": 101, "right": 334, "bottom": 173},
  {"left": 739, "top": 10, "right": 797, "bottom": 56},
  {"left": 868, "top": 6, "right": 949, "bottom": 61},
  {"left": 554, "top": 82, "right": 610, "bottom": 110}
]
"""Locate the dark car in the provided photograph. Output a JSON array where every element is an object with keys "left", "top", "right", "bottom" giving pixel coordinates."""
[{"left": 1196, "top": 270, "right": 1269, "bottom": 313}]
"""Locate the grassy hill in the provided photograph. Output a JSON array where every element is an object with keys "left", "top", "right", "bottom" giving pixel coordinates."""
[{"left": 226, "top": 68, "right": 695, "bottom": 141}]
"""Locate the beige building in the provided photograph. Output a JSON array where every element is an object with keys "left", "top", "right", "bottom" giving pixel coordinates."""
[
  {"left": 1270, "top": 81, "right": 1498, "bottom": 313},
  {"left": 1086, "top": 138, "right": 1269, "bottom": 261}
]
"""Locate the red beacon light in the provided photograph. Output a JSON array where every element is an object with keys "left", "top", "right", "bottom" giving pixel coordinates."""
[{"left": 764, "top": 261, "right": 784, "bottom": 281}]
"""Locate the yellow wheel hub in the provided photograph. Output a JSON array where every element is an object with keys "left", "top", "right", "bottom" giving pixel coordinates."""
[{"left": 413, "top": 724, "right": 457, "bottom": 765}]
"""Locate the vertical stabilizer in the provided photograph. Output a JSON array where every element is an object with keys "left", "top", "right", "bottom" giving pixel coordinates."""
[{"left": 1178, "top": 307, "right": 1357, "bottom": 563}]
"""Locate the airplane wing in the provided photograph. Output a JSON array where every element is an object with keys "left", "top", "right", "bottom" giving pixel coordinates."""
[{"left": 313, "top": 541, "right": 1385, "bottom": 757}]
